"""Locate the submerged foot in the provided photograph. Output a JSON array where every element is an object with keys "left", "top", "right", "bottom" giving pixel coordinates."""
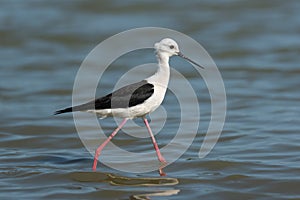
[{"left": 159, "top": 167, "right": 166, "bottom": 176}]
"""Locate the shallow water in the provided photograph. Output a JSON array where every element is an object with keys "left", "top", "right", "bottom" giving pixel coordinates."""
[{"left": 1, "top": 1, "right": 300, "bottom": 199}]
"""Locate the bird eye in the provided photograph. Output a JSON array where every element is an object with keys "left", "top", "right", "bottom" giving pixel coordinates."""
[{"left": 170, "top": 45, "right": 174, "bottom": 49}]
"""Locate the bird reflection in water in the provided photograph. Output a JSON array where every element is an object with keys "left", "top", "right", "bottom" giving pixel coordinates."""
[{"left": 70, "top": 171, "right": 180, "bottom": 199}]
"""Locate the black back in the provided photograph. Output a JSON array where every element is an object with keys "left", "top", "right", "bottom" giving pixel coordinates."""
[{"left": 54, "top": 80, "right": 154, "bottom": 115}]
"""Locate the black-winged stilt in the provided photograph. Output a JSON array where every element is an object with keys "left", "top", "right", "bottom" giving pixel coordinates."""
[{"left": 55, "top": 38, "right": 204, "bottom": 176}]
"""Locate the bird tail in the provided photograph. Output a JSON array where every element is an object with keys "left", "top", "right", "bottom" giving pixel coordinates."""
[
  {"left": 55, "top": 100, "right": 96, "bottom": 115},
  {"left": 54, "top": 107, "right": 74, "bottom": 115},
  {"left": 54, "top": 102, "right": 93, "bottom": 115}
]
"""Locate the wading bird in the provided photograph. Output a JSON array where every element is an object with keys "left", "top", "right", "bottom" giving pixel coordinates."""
[{"left": 55, "top": 38, "right": 204, "bottom": 176}]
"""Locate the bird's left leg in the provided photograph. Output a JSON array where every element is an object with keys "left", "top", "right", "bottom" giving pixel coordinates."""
[{"left": 143, "top": 117, "right": 167, "bottom": 176}]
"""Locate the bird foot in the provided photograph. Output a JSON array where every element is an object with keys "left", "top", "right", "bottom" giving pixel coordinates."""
[
  {"left": 158, "top": 159, "right": 167, "bottom": 176},
  {"left": 159, "top": 167, "right": 166, "bottom": 176}
]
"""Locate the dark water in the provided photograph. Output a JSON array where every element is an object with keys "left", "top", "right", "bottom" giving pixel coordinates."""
[{"left": 1, "top": 1, "right": 300, "bottom": 199}]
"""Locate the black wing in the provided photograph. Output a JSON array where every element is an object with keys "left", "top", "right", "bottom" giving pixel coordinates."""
[{"left": 54, "top": 80, "right": 154, "bottom": 115}]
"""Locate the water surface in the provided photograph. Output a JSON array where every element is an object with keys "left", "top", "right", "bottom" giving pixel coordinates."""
[{"left": 1, "top": 1, "right": 300, "bottom": 199}]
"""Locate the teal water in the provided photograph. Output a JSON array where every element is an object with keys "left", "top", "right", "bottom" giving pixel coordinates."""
[{"left": 1, "top": 1, "right": 300, "bottom": 199}]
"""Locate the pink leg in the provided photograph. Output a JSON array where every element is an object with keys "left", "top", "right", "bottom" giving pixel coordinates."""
[
  {"left": 92, "top": 118, "right": 128, "bottom": 171},
  {"left": 143, "top": 117, "right": 167, "bottom": 176}
]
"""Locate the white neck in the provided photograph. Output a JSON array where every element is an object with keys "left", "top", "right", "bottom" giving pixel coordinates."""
[{"left": 146, "top": 52, "right": 170, "bottom": 88}]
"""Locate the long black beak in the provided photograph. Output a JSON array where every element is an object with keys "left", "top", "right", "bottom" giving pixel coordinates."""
[{"left": 177, "top": 52, "right": 204, "bottom": 69}]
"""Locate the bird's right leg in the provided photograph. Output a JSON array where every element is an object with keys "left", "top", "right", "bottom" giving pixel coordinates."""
[{"left": 92, "top": 118, "right": 128, "bottom": 171}]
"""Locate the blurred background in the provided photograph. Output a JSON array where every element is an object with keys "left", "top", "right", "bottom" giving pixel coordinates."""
[{"left": 1, "top": 0, "right": 300, "bottom": 199}]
